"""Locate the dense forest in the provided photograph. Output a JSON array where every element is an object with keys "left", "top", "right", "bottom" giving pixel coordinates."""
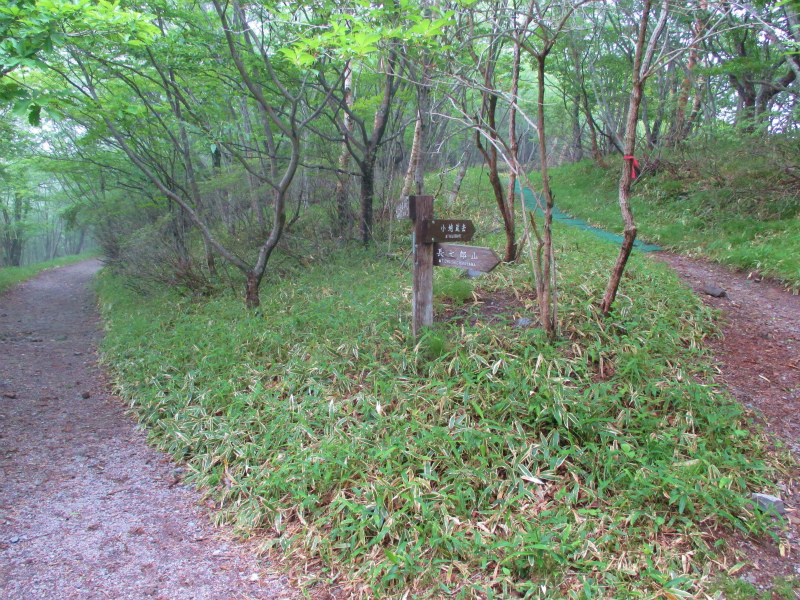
[{"left": 2, "top": 0, "right": 798, "bottom": 299}]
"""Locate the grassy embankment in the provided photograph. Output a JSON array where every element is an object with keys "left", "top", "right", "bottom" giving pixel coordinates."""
[
  {"left": 0, "top": 251, "right": 101, "bottom": 294},
  {"left": 97, "top": 165, "right": 791, "bottom": 599},
  {"left": 548, "top": 139, "right": 800, "bottom": 291}
]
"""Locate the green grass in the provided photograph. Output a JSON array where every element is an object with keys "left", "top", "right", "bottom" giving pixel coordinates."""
[
  {"left": 546, "top": 142, "right": 800, "bottom": 291},
  {"left": 0, "top": 250, "right": 101, "bottom": 294},
  {"left": 98, "top": 215, "right": 785, "bottom": 599},
  {"left": 435, "top": 270, "right": 475, "bottom": 306}
]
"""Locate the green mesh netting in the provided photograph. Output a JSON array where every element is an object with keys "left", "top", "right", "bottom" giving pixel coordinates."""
[{"left": 518, "top": 183, "right": 662, "bottom": 253}]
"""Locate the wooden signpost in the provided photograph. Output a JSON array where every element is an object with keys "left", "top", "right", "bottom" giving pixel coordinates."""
[
  {"left": 404, "top": 195, "right": 501, "bottom": 338},
  {"left": 411, "top": 195, "right": 434, "bottom": 338}
]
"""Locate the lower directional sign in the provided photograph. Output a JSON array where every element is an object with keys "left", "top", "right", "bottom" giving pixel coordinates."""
[{"left": 433, "top": 244, "right": 501, "bottom": 272}]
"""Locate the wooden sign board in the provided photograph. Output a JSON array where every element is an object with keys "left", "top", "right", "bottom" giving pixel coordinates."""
[
  {"left": 405, "top": 194, "right": 500, "bottom": 338},
  {"left": 433, "top": 244, "right": 500, "bottom": 273},
  {"left": 421, "top": 219, "right": 475, "bottom": 243}
]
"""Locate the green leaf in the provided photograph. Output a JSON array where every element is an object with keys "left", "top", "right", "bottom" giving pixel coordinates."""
[
  {"left": 384, "top": 548, "right": 402, "bottom": 566},
  {"left": 27, "top": 103, "right": 41, "bottom": 126}
]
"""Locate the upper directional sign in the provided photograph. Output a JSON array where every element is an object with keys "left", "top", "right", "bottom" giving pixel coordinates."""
[
  {"left": 421, "top": 219, "right": 475, "bottom": 243},
  {"left": 433, "top": 243, "right": 501, "bottom": 272}
]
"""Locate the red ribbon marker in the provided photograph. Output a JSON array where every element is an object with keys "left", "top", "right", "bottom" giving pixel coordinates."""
[{"left": 624, "top": 155, "right": 640, "bottom": 179}]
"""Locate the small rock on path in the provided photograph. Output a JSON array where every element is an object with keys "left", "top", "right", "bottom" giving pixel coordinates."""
[{"left": 0, "top": 260, "right": 299, "bottom": 600}]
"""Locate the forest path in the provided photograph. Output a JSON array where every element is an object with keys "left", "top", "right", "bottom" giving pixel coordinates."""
[
  {"left": 0, "top": 260, "right": 298, "bottom": 600},
  {"left": 652, "top": 252, "right": 800, "bottom": 585},
  {"left": 653, "top": 253, "right": 800, "bottom": 455},
  {"left": 1, "top": 257, "right": 797, "bottom": 595}
]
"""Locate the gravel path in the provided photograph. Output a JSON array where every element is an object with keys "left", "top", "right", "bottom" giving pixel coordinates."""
[{"left": 0, "top": 260, "right": 299, "bottom": 600}]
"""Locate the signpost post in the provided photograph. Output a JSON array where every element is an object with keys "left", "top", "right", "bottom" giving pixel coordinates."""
[
  {"left": 404, "top": 195, "right": 501, "bottom": 338},
  {"left": 411, "top": 196, "right": 434, "bottom": 339}
]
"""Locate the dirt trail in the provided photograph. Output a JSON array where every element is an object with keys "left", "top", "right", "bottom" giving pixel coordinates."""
[
  {"left": 0, "top": 260, "right": 298, "bottom": 600},
  {"left": 654, "top": 253, "right": 800, "bottom": 456},
  {"left": 653, "top": 253, "right": 800, "bottom": 585}
]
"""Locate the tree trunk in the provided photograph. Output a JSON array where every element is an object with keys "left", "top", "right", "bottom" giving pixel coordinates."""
[
  {"left": 334, "top": 66, "right": 354, "bottom": 237},
  {"left": 172, "top": 70, "right": 217, "bottom": 277},
  {"left": 413, "top": 83, "right": 430, "bottom": 195},
  {"left": 360, "top": 159, "right": 375, "bottom": 245},
  {"left": 358, "top": 53, "right": 398, "bottom": 246},
  {"left": 475, "top": 94, "right": 516, "bottom": 263},
  {"left": 244, "top": 271, "right": 261, "bottom": 309},
  {"left": 673, "top": 43, "right": 699, "bottom": 142},
  {"left": 730, "top": 77, "right": 758, "bottom": 133},
  {"left": 203, "top": 238, "right": 217, "bottom": 277},
  {"left": 587, "top": 117, "right": 605, "bottom": 167},
  {"left": 535, "top": 55, "right": 556, "bottom": 338},
  {"left": 571, "top": 94, "right": 583, "bottom": 162},
  {"left": 401, "top": 114, "right": 423, "bottom": 196},
  {"left": 72, "top": 228, "right": 87, "bottom": 255},
  {"left": 600, "top": 0, "right": 667, "bottom": 316},
  {"left": 239, "top": 96, "right": 267, "bottom": 232},
  {"left": 2, "top": 191, "right": 27, "bottom": 267},
  {"left": 504, "top": 38, "right": 521, "bottom": 263},
  {"left": 448, "top": 145, "right": 470, "bottom": 204}
]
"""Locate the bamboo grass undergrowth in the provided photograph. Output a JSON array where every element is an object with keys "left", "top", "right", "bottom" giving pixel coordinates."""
[{"left": 98, "top": 226, "right": 785, "bottom": 599}]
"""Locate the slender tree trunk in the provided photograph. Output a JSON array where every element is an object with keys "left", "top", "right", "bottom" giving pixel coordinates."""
[
  {"left": 476, "top": 94, "right": 515, "bottom": 262},
  {"left": 413, "top": 82, "right": 430, "bottom": 195},
  {"left": 75, "top": 228, "right": 87, "bottom": 255},
  {"left": 600, "top": 0, "right": 668, "bottom": 316},
  {"left": 172, "top": 69, "right": 217, "bottom": 276},
  {"left": 401, "top": 113, "right": 423, "bottom": 196},
  {"left": 334, "top": 66, "right": 354, "bottom": 237},
  {"left": 535, "top": 55, "right": 556, "bottom": 338},
  {"left": 504, "top": 38, "right": 521, "bottom": 262},
  {"left": 244, "top": 271, "right": 261, "bottom": 309},
  {"left": 673, "top": 59, "right": 696, "bottom": 142},
  {"left": 672, "top": 10, "right": 704, "bottom": 144},
  {"left": 49, "top": 226, "right": 63, "bottom": 261},
  {"left": 571, "top": 95, "right": 583, "bottom": 162},
  {"left": 359, "top": 52, "right": 398, "bottom": 246},
  {"left": 360, "top": 158, "right": 376, "bottom": 245},
  {"left": 448, "top": 145, "right": 470, "bottom": 204},
  {"left": 587, "top": 116, "right": 604, "bottom": 167},
  {"left": 239, "top": 96, "right": 267, "bottom": 231},
  {"left": 2, "top": 191, "right": 27, "bottom": 267},
  {"left": 600, "top": 82, "right": 646, "bottom": 313},
  {"left": 571, "top": 44, "right": 602, "bottom": 166}
]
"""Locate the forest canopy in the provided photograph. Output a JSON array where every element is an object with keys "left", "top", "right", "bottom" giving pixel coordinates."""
[{"left": 1, "top": 0, "right": 798, "bottom": 305}]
